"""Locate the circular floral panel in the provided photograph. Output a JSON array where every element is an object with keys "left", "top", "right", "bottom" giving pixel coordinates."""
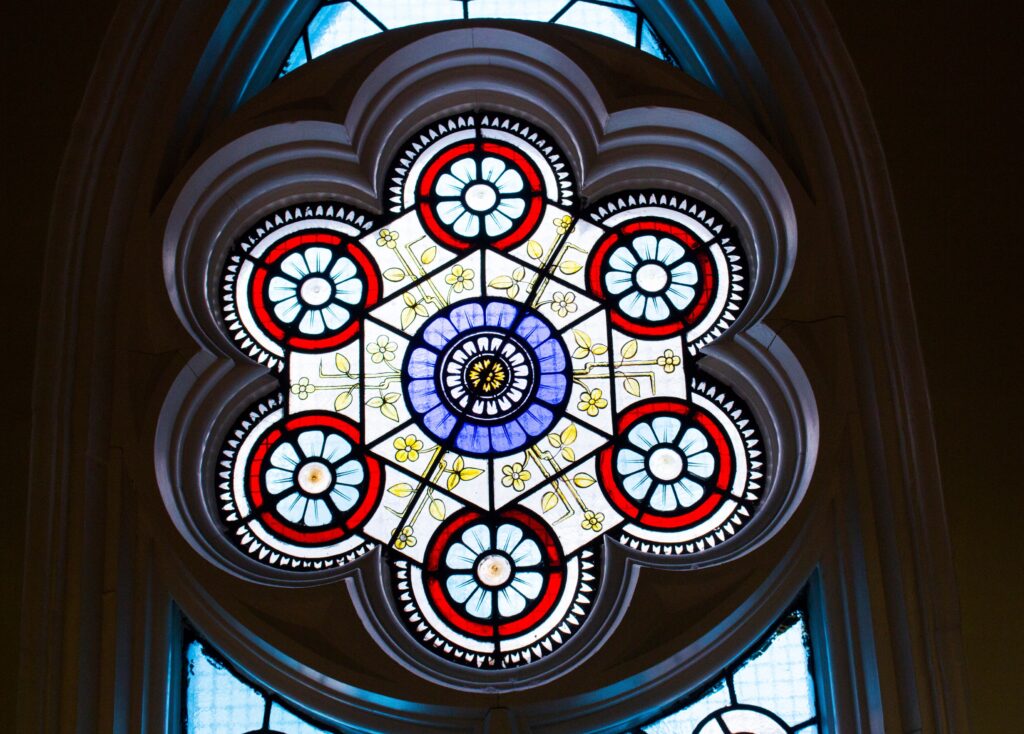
[{"left": 216, "top": 115, "right": 763, "bottom": 672}]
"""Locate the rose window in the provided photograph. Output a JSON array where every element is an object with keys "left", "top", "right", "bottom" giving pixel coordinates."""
[{"left": 217, "top": 113, "right": 762, "bottom": 669}]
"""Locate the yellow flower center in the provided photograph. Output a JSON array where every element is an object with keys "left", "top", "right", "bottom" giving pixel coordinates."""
[{"left": 467, "top": 357, "right": 506, "bottom": 394}]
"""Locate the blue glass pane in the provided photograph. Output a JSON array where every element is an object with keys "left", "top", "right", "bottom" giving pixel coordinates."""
[
  {"left": 467, "top": 0, "right": 567, "bottom": 22},
  {"left": 732, "top": 615, "right": 816, "bottom": 726},
  {"left": 358, "top": 0, "right": 463, "bottom": 29},
  {"left": 307, "top": 3, "right": 381, "bottom": 59},
  {"left": 184, "top": 640, "right": 266, "bottom": 734},
  {"left": 555, "top": 1, "right": 638, "bottom": 47},
  {"left": 281, "top": 39, "right": 309, "bottom": 75},
  {"left": 269, "top": 703, "right": 332, "bottom": 734},
  {"left": 641, "top": 681, "right": 731, "bottom": 734},
  {"left": 639, "top": 20, "right": 668, "bottom": 60}
]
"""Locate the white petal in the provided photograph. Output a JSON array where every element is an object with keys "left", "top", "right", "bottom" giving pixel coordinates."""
[
  {"left": 267, "top": 276, "right": 297, "bottom": 303},
  {"left": 334, "top": 459, "right": 364, "bottom": 486},
  {"left": 465, "top": 587, "right": 492, "bottom": 619},
  {"left": 623, "top": 470, "right": 652, "bottom": 500},
  {"left": 330, "top": 484, "right": 358, "bottom": 512},
  {"left": 511, "top": 537, "right": 541, "bottom": 567},
  {"left": 280, "top": 252, "right": 309, "bottom": 280},
  {"left": 485, "top": 210, "right": 512, "bottom": 237},
  {"left": 652, "top": 416, "right": 682, "bottom": 444},
  {"left": 446, "top": 574, "right": 478, "bottom": 603},
  {"left": 453, "top": 211, "right": 480, "bottom": 237},
  {"left": 494, "top": 167, "right": 524, "bottom": 194},
  {"left": 266, "top": 468, "right": 295, "bottom": 494},
  {"left": 608, "top": 247, "right": 637, "bottom": 272},
  {"left": 604, "top": 271, "right": 634, "bottom": 295},
  {"left": 633, "top": 235, "right": 659, "bottom": 260},
  {"left": 627, "top": 422, "right": 658, "bottom": 450},
  {"left": 674, "top": 478, "right": 705, "bottom": 507},
  {"left": 322, "top": 434, "right": 351, "bottom": 463},
  {"left": 687, "top": 451, "right": 716, "bottom": 478},
  {"left": 496, "top": 196, "right": 525, "bottom": 219},
  {"left": 670, "top": 260, "right": 699, "bottom": 285},
  {"left": 480, "top": 156, "right": 508, "bottom": 183},
  {"left": 297, "top": 430, "right": 326, "bottom": 459},
  {"left": 276, "top": 493, "right": 306, "bottom": 523},
  {"left": 303, "top": 247, "right": 333, "bottom": 275},
  {"left": 449, "top": 157, "right": 478, "bottom": 185},
  {"left": 679, "top": 427, "right": 708, "bottom": 455},
  {"left": 462, "top": 524, "right": 492, "bottom": 555},
  {"left": 664, "top": 283, "right": 695, "bottom": 310},
  {"left": 619, "top": 291, "right": 646, "bottom": 318},
  {"left": 511, "top": 571, "right": 543, "bottom": 600},
  {"left": 270, "top": 442, "right": 300, "bottom": 470},
  {"left": 616, "top": 448, "right": 646, "bottom": 475},
  {"left": 644, "top": 295, "right": 671, "bottom": 321},
  {"left": 303, "top": 498, "right": 331, "bottom": 526},
  {"left": 322, "top": 302, "right": 350, "bottom": 330},
  {"left": 299, "top": 308, "right": 326, "bottom": 335},
  {"left": 649, "top": 483, "right": 678, "bottom": 512},
  {"left": 437, "top": 199, "right": 466, "bottom": 225},
  {"left": 656, "top": 237, "right": 687, "bottom": 265},
  {"left": 329, "top": 256, "right": 356, "bottom": 283},
  {"left": 436, "top": 172, "right": 466, "bottom": 198},
  {"left": 272, "top": 295, "right": 301, "bottom": 324},
  {"left": 446, "top": 542, "right": 478, "bottom": 570},
  {"left": 495, "top": 524, "right": 523, "bottom": 554},
  {"left": 334, "top": 277, "right": 363, "bottom": 305},
  {"left": 497, "top": 587, "right": 526, "bottom": 617}
]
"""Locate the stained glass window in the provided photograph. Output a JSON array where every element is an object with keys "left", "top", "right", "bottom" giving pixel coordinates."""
[
  {"left": 183, "top": 633, "right": 336, "bottom": 734},
  {"left": 218, "top": 112, "right": 762, "bottom": 668},
  {"left": 278, "top": 0, "right": 676, "bottom": 76},
  {"left": 627, "top": 603, "right": 820, "bottom": 734}
]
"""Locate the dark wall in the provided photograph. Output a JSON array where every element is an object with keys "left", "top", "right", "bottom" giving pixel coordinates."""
[
  {"left": 1, "top": 2, "right": 118, "bottom": 731},
  {"left": 827, "top": 1, "right": 1023, "bottom": 728},
  {"left": 3, "top": 2, "right": 1019, "bottom": 730}
]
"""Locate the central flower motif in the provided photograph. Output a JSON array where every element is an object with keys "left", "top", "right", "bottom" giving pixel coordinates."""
[
  {"left": 434, "top": 155, "right": 527, "bottom": 238},
  {"left": 266, "top": 246, "right": 364, "bottom": 335},
  {"left": 603, "top": 234, "right": 699, "bottom": 321},
  {"left": 467, "top": 356, "right": 506, "bottom": 394},
  {"left": 264, "top": 428, "right": 365, "bottom": 527},
  {"left": 443, "top": 521, "right": 545, "bottom": 619},
  {"left": 403, "top": 299, "right": 570, "bottom": 456},
  {"left": 616, "top": 415, "right": 717, "bottom": 512}
]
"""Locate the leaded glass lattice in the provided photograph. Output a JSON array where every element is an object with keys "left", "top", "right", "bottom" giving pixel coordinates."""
[
  {"left": 629, "top": 602, "right": 820, "bottom": 734},
  {"left": 184, "top": 633, "right": 336, "bottom": 734},
  {"left": 217, "top": 112, "right": 763, "bottom": 668},
  {"left": 278, "top": 0, "right": 677, "bottom": 77}
]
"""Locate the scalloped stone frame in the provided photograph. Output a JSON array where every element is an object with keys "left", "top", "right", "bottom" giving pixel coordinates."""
[{"left": 160, "top": 30, "right": 815, "bottom": 691}]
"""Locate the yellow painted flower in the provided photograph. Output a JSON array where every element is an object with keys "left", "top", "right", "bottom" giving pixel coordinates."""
[
  {"left": 581, "top": 510, "right": 605, "bottom": 532},
  {"left": 445, "top": 264, "right": 475, "bottom": 293},
  {"left": 578, "top": 388, "right": 608, "bottom": 417},
  {"left": 290, "top": 376, "right": 314, "bottom": 399},
  {"left": 553, "top": 214, "right": 574, "bottom": 236},
  {"left": 376, "top": 228, "right": 399, "bottom": 248},
  {"left": 393, "top": 434, "right": 423, "bottom": 462},
  {"left": 657, "top": 349, "right": 681, "bottom": 373},
  {"left": 367, "top": 335, "right": 397, "bottom": 363},
  {"left": 551, "top": 291, "right": 577, "bottom": 317},
  {"left": 501, "top": 462, "right": 532, "bottom": 491},
  {"left": 393, "top": 526, "right": 416, "bottom": 549}
]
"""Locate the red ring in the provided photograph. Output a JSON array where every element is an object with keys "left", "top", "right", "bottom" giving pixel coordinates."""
[
  {"left": 249, "top": 234, "right": 380, "bottom": 352},
  {"left": 416, "top": 140, "right": 545, "bottom": 251},
  {"left": 598, "top": 399, "right": 736, "bottom": 530},
  {"left": 586, "top": 220, "right": 716, "bottom": 338},
  {"left": 246, "top": 413, "right": 381, "bottom": 546},
  {"left": 423, "top": 507, "right": 566, "bottom": 640}
]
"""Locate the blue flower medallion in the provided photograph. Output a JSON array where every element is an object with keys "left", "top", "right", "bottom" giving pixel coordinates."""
[{"left": 403, "top": 299, "right": 570, "bottom": 456}]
